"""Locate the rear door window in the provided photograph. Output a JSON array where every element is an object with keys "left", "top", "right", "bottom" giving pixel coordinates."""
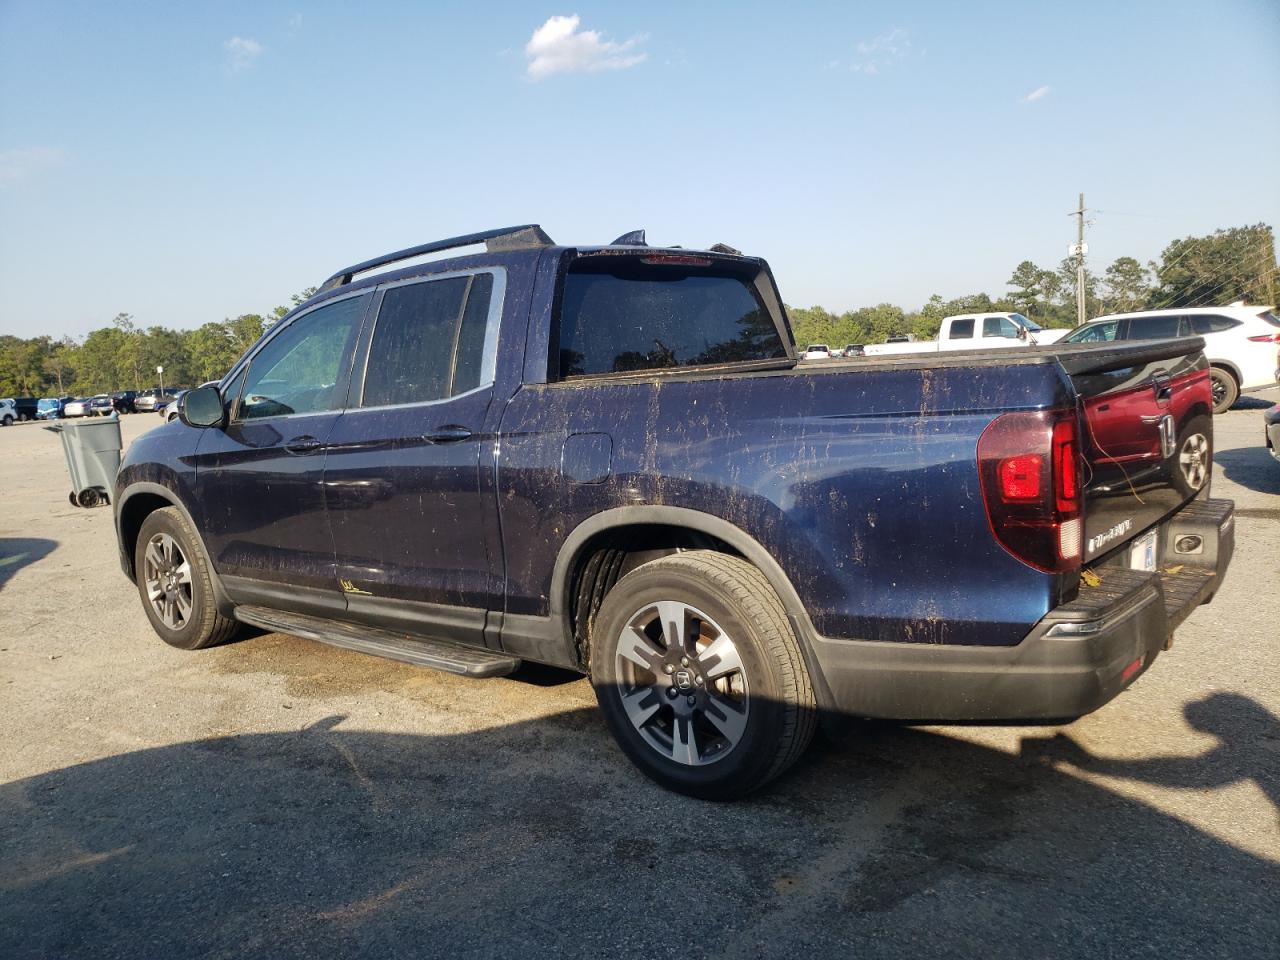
[
  {"left": 555, "top": 258, "right": 787, "bottom": 378},
  {"left": 948, "top": 319, "right": 974, "bottom": 339},
  {"left": 1126, "top": 316, "right": 1183, "bottom": 340},
  {"left": 362, "top": 272, "right": 497, "bottom": 407}
]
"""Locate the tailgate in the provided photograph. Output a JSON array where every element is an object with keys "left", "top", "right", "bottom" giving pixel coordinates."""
[{"left": 1054, "top": 338, "right": 1214, "bottom": 563}]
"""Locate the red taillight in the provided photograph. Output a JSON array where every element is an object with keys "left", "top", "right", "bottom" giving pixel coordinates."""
[
  {"left": 978, "top": 409, "right": 1083, "bottom": 573},
  {"left": 999, "top": 455, "right": 1042, "bottom": 500},
  {"left": 1052, "top": 418, "right": 1078, "bottom": 509},
  {"left": 1247, "top": 333, "right": 1280, "bottom": 342}
]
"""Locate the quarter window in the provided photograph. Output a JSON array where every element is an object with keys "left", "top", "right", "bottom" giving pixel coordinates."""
[
  {"left": 949, "top": 319, "right": 974, "bottom": 339},
  {"left": 237, "top": 296, "right": 364, "bottom": 421},
  {"left": 362, "top": 272, "right": 496, "bottom": 407},
  {"left": 1189, "top": 314, "right": 1242, "bottom": 335}
]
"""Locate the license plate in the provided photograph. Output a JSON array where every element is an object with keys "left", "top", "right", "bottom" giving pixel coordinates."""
[{"left": 1128, "top": 529, "right": 1158, "bottom": 571}]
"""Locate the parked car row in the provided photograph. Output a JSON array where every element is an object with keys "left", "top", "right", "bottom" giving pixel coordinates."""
[
  {"left": 26, "top": 387, "right": 192, "bottom": 420},
  {"left": 1, "top": 397, "right": 39, "bottom": 421},
  {"left": 796, "top": 304, "right": 1277, "bottom": 415}
]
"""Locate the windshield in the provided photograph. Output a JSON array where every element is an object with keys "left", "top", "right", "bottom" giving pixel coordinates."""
[
  {"left": 1011, "top": 313, "right": 1042, "bottom": 332},
  {"left": 37, "top": 399, "right": 56, "bottom": 411}
]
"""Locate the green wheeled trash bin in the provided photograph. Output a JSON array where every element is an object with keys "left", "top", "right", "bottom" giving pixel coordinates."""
[{"left": 44, "top": 412, "right": 123, "bottom": 508}]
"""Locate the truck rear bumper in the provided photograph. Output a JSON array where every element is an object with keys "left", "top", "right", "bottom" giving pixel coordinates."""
[{"left": 804, "top": 498, "right": 1234, "bottom": 722}]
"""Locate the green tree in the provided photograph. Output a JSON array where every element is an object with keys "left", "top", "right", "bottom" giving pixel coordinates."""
[
  {"left": 1007, "top": 260, "right": 1046, "bottom": 316},
  {"left": 112, "top": 312, "right": 145, "bottom": 390},
  {"left": 1148, "top": 224, "right": 1277, "bottom": 309},
  {"left": 1102, "top": 257, "right": 1152, "bottom": 314},
  {"left": 1055, "top": 258, "right": 1102, "bottom": 322}
]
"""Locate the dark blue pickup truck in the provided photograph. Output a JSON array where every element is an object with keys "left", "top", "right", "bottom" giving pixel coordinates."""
[{"left": 114, "top": 225, "right": 1234, "bottom": 798}]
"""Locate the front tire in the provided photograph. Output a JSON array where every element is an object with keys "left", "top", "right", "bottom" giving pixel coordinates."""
[
  {"left": 134, "top": 507, "right": 238, "bottom": 650},
  {"left": 590, "top": 551, "right": 817, "bottom": 800},
  {"left": 1208, "top": 367, "right": 1238, "bottom": 415}
]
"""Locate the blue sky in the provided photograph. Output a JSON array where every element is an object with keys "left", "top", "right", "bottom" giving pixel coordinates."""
[{"left": 1, "top": 0, "right": 1277, "bottom": 338}]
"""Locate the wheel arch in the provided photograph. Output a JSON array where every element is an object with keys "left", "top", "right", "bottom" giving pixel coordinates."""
[
  {"left": 550, "top": 507, "right": 833, "bottom": 708},
  {"left": 115, "top": 483, "right": 234, "bottom": 616},
  {"left": 1208, "top": 359, "right": 1241, "bottom": 384},
  {"left": 553, "top": 507, "right": 813, "bottom": 624}
]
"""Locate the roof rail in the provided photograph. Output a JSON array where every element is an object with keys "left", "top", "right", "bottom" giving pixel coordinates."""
[{"left": 317, "top": 224, "right": 554, "bottom": 293}]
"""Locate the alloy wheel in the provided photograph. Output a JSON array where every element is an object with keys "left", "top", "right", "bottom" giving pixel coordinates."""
[
  {"left": 143, "top": 532, "right": 194, "bottom": 630},
  {"left": 1179, "top": 432, "right": 1209, "bottom": 490},
  {"left": 614, "top": 600, "right": 750, "bottom": 767}
]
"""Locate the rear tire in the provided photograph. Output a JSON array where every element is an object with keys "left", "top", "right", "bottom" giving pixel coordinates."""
[
  {"left": 1172, "top": 415, "right": 1212, "bottom": 496},
  {"left": 590, "top": 551, "right": 817, "bottom": 800},
  {"left": 1208, "top": 367, "right": 1238, "bottom": 415},
  {"left": 134, "top": 507, "right": 239, "bottom": 650}
]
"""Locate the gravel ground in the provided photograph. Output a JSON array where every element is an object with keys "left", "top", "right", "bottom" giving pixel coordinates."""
[{"left": 2, "top": 394, "right": 1277, "bottom": 960}]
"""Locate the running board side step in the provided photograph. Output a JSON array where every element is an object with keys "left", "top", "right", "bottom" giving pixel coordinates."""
[{"left": 233, "top": 606, "right": 521, "bottom": 678}]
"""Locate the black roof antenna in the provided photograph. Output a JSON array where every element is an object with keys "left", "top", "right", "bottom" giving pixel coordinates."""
[{"left": 611, "top": 229, "right": 647, "bottom": 246}]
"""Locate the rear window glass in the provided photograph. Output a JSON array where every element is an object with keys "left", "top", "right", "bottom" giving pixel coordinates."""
[
  {"left": 556, "top": 260, "right": 787, "bottom": 378},
  {"left": 1256, "top": 310, "right": 1280, "bottom": 329},
  {"left": 948, "top": 319, "right": 974, "bottom": 339},
  {"left": 1189, "top": 314, "right": 1241, "bottom": 334}
]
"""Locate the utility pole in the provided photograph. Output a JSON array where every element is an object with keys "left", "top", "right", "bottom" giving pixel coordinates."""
[{"left": 1072, "top": 192, "right": 1087, "bottom": 326}]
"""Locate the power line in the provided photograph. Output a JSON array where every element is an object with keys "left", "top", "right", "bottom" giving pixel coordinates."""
[{"left": 1146, "top": 244, "right": 1278, "bottom": 310}]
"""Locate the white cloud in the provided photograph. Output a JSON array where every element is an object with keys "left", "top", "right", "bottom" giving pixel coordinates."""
[
  {"left": 224, "top": 36, "right": 264, "bottom": 71},
  {"left": 1021, "top": 85, "right": 1051, "bottom": 103},
  {"left": 0, "top": 147, "right": 65, "bottom": 187},
  {"left": 850, "top": 27, "right": 911, "bottom": 74},
  {"left": 524, "top": 14, "right": 647, "bottom": 81}
]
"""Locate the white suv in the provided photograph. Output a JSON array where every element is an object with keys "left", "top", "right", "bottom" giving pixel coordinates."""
[{"left": 1062, "top": 304, "right": 1280, "bottom": 413}]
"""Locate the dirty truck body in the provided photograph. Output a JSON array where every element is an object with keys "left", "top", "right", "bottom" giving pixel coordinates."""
[{"left": 114, "top": 226, "right": 1234, "bottom": 797}]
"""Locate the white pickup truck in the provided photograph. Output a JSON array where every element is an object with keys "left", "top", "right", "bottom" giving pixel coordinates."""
[{"left": 864, "top": 313, "right": 1069, "bottom": 356}]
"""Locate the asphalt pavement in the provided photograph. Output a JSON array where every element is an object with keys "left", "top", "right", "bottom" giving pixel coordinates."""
[{"left": 1, "top": 392, "right": 1277, "bottom": 960}]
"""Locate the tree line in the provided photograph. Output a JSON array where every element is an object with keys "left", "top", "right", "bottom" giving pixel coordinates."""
[
  {"left": 1, "top": 223, "right": 1275, "bottom": 398},
  {"left": 788, "top": 223, "right": 1277, "bottom": 350},
  {"left": 0, "top": 288, "right": 316, "bottom": 398}
]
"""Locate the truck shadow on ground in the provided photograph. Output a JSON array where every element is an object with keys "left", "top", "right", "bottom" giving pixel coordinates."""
[
  {"left": 2, "top": 694, "right": 1277, "bottom": 960},
  {"left": 1213, "top": 446, "right": 1280, "bottom": 495},
  {"left": 0, "top": 538, "right": 57, "bottom": 592}
]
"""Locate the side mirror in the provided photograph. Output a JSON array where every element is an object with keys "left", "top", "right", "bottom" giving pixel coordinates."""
[
  {"left": 180, "top": 386, "right": 225, "bottom": 428},
  {"left": 1016, "top": 326, "right": 1028, "bottom": 340}
]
